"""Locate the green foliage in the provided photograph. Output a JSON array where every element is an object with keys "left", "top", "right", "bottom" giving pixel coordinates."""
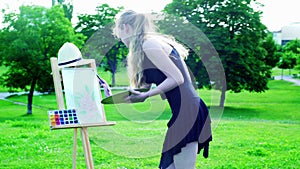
[
  {"left": 58, "top": 0, "right": 73, "bottom": 21},
  {"left": 260, "top": 33, "right": 280, "bottom": 68},
  {"left": 156, "top": 14, "right": 212, "bottom": 89},
  {"left": 281, "top": 39, "right": 300, "bottom": 71},
  {"left": 164, "top": 0, "right": 276, "bottom": 95},
  {"left": 0, "top": 5, "right": 85, "bottom": 113},
  {"left": 278, "top": 51, "right": 297, "bottom": 69},
  {"left": 51, "top": 0, "right": 74, "bottom": 21},
  {"left": 75, "top": 4, "right": 126, "bottom": 86},
  {"left": 0, "top": 5, "right": 85, "bottom": 91},
  {"left": 75, "top": 4, "right": 122, "bottom": 38},
  {"left": 297, "top": 58, "right": 300, "bottom": 71},
  {"left": 284, "top": 39, "right": 300, "bottom": 54}
]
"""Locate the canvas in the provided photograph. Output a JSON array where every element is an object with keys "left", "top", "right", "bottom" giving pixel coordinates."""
[{"left": 61, "top": 68, "right": 104, "bottom": 124}]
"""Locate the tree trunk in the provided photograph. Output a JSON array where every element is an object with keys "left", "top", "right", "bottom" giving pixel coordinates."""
[
  {"left": 111, "top": 53, "right": 117, "bottom": 87},
  {"left": 219, "top": 86, "right": 226, "bottom": 107},
  {"left": 111, "top": 72, "right": 115, "bottom": 87},
  {"left": 27, "top": 78, "right": 37, "bottom": 115},
  {"left": 52, "top": 0, "right": 56, "bottom": 6}
]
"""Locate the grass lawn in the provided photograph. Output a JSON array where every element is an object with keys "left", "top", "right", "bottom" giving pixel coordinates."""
[{"left": 0, "top": 80, "right": 299, "bottom": 168}]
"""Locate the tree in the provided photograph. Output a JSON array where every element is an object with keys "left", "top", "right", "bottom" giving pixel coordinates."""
[
  {"left": 155, "top": 14, "right": 221, "bottom": 90},
  {"left": 277, "top": 51, "right": 297, "bottom": 71},
  {"left": 296, "top": 54, "right": 300, "bottom": 72},
  {"left": 283, "top": 39, "right": 300, "bottom": 70},
  {"left": 103, "top": 42, "right": 128, "bottom": 86},
  {"left": 75, "top": 4, "right": 125, "bottom": 86},
  {"left": 0, "top": 5, "right": 85, "bottom": 114},
  {"left": 164, "top": 0, "right": 274, "bottom": 107},
  {"left": 52, "top": 0, "right": 73, "bottom": 21},
  {"left": 80, "top": 25, "right": 127, "bottom": 87},
  {"left": 261, "top": 33, "right": 280, "bottom": 68},
  {"left": 284, "top": 39, "right": 300, "bottom": 54},
  {"left": 75, "top": 4, "right": 122, "bottom": 38},
  {"left": 277, "top": 39, "right": 300, "bottom": 75}
]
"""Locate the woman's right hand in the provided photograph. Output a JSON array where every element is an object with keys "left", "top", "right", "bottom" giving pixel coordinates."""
[{"left": 125, "top": 88, "right": 149, "bottom": 103}]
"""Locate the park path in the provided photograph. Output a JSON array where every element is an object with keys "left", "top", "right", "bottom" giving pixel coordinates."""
[
  {"left": 0, "top": 92, "right": 12, "bottom": 100},
  {"left": 0, "top": 92, "right": 42, "bottom": 107},
  {"left": 274, "top": 75, "right": 300, "bottom": 86}
]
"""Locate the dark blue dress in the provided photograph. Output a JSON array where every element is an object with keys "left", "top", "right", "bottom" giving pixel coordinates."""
[{"left": 142, "top": 47, "right": 212, "bottom": 169}]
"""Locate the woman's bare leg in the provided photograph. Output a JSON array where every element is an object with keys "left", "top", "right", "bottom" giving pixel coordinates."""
[{"left": 173, "top": 142, "right": 198, "bottom": 169}]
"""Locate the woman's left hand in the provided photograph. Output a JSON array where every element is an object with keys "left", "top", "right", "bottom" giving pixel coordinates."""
[{"left": 125, "top": 88, "right": 149, "bottom": 103}]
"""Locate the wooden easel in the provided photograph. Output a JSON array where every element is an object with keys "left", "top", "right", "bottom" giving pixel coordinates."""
[{"left": 50, "top": 57, "right": 115, "bottom": 169}]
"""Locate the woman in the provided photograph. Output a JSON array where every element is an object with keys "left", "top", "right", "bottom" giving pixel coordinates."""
[{"left": 112, "top": 10, "right": 212, "bottom": 169}]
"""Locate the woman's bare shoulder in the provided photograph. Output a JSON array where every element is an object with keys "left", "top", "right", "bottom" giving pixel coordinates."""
[
  {"left": 142, "top": 37, "right": 161, "bottom": 50},
  {"left": 143, "top": 37, "right": 172, "bottom": 54}
]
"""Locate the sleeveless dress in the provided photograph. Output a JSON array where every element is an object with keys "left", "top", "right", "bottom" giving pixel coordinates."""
[{"left": 142, "top": 46, "right": 212, "bottom": 169}]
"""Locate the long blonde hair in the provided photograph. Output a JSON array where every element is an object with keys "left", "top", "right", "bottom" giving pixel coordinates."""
[{"left": 113, "top": 10, "right": 188, "bottom": 88}]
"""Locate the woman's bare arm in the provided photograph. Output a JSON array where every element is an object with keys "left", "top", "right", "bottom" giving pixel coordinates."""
[{"left": 143, "top": 39, "right": 184, "bottom": 96}]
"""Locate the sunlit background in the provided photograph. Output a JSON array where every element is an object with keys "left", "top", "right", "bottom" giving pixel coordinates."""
[{"left": 1, "top": 0, "right": 300, "bottom": 31}]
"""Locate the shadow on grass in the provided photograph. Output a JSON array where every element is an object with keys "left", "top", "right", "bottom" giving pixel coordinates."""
[
  {"left": 0, "top": 113, "right": 45, "bottom": 123},
  {"left": 1, "top": 100, "right": 261, "bottom": 123},
  {"left": 106, "top": 106, "right": 261, "bottom": 122},
  {"left": 221, "top": 106, "right": 261, "bottom": 120}
]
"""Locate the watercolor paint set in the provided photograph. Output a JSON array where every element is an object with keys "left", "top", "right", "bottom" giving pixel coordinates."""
[{"left": 48, "top": 109, "right": 80, "bottom": 127}]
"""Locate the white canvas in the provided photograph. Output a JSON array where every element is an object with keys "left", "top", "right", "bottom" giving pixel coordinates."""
[{"left": 61, "top": 68, "right": 104, "bottom": 124}]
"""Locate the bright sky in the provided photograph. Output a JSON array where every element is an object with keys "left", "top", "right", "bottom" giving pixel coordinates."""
[
  {"left": 1, "top": 0, "right": 300, "bottom": 31},
  {"left": 257, "top": 0, "right": 300, "bottom": 31}
]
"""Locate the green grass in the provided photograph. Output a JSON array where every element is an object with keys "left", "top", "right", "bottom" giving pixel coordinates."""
[
  {"left": 0, "top": 80, "right": 299, "bottom": 168},
  {"left": 97, "top": 66, "right": 130, "bottom": 86},
  {"left": 223, "top": 80, "right": 300, "bottom": 123}
]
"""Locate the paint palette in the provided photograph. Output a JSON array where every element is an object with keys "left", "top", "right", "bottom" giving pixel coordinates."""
[{"left": 48, "top": 109, "right": 80, "bottom": 127}]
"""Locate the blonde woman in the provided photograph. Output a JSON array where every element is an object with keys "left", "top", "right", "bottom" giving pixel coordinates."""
[{"left": 113, "top": 10, "right": 212, "bottom": 169}]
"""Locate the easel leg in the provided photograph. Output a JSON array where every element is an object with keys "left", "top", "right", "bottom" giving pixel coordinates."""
[
  {"left": 72, "top": 128, "right": 78, "bottom": 169},
  {"left": 80, "top": 127, "right": 94, "bottom": 169}
]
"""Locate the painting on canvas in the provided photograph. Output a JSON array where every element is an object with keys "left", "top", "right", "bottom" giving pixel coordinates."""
[{"left": 61, "top": 68, "right": 104, "bottom": 124}]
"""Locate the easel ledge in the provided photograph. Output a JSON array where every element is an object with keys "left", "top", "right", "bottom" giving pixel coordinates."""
[{"left": 50, "top": 121, "right": 116, "bottom": 130}]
